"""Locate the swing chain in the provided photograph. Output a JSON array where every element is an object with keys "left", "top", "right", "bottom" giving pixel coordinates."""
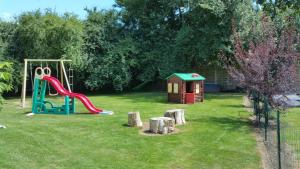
[
  {"left": 68, "top": 67, "right": 74, "bottom": 91},
  {"left": 30, "top": 62, "right": 34, "bottom": 91}
]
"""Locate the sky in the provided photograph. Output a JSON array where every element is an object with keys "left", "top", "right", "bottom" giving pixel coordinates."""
[{"left": 0, "top": 0, "right": 115, "bottom": 21}]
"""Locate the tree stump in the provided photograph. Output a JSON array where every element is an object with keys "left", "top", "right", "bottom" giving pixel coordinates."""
[
  {"left": 164, "top": 109, "right": 186, "bottom": 125},
  {"left": 128, "top": 112, "right": 143, "bottom": 127},
  {"left": 149, "top": 117, "right": 175, "bottom": 134}
]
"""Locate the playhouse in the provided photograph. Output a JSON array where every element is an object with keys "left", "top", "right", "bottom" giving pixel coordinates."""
[{"left": 167, "top": 73, "right": 205, "bottom": 104}]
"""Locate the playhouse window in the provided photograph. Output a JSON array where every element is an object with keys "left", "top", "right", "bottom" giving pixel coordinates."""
[
  {"left": 196, "top": 83, "right": 200, "bottom": 94},
  {"left": 173, "top": 83, "right": 179, "bottom": 94},
  {"left": 168, "top": 83, "right": 172, "bottom": 93}
]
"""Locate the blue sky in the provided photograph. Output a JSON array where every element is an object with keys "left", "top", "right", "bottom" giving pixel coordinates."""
[{"left": 0, "top": 0, "right": 115, "bottom": 21}]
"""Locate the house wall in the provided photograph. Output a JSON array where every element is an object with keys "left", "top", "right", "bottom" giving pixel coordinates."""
[
  {"left": 198, "top": 66, "right": 236, "bottom": 91},
  {"left": 197, "top": 63, "right": 300, "bottom": 93},
  {"left": 167, "top": 77, "right": 183, "bottom": 103},
  {"left": 194, "top": 81, "right": 204, "bottom": 102}
]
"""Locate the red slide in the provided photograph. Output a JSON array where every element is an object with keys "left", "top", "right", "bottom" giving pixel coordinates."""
[{"left": 42, "top": 76, "right": 103, "bottom": 114}]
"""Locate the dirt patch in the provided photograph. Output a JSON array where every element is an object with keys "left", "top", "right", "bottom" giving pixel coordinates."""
[
  {"left": 248, "top": 115, "right": 276, "bottom": 169},
  {"left": 253, "top": 127, "right": 273, "bottom": 169},
  {"left": 139, "top": 122, "right": 180, "bottom": 136}
]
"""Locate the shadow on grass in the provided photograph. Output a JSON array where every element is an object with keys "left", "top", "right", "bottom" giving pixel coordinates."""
[
  {"left": 23, "top": 111, "right": 93, "bottom": 115},
  {"left": 188, "top": 116, "right": 251, "bottom": 131},
  {"left": 23, "top": 111, "right": 31, "bottom": 114},
  {"left": 114, "top": 92, "right": 245, "bottom": 104},
  {"left": 122, "top": 123, "right": 130, "bottom": 127},
  {"left": 6, "top": 92, "right": 245, "bottom": 106},
  {"left": 108, "top": 92, "right": 169, "bottom": 104},
  {"left": 74, "top": 112, "right": 93, "bottom": 115},
  {"left": 204, "top": 93, "right": 244, "bottom": 101},
  {"left": 221, "top": 104, "right": 244, "bottom": 108},
  {"left": 108, "top": 92, "right": 245, "bottom": 105}
]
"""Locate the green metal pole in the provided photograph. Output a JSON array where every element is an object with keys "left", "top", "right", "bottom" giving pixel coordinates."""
[
  {"left": 277, "top": 110, "right": 282, "bottom": 169},
  {"left": 264, "top": 97, "right": 269, "bottom": 141},
  {"left": 71, "top": 98, "right": 75, "bottom": 113},
  {"left": 39, "top": 80, "right": 47, "bottom": 112},
  {"left": 31, "top": 78, "right": 40, "bottom": 113},
  {"left": 40, "top": 81, "right": 47, "bottom": 102},
  {"left": 65, "top": 96, "right": 70, "bottom": 115}
]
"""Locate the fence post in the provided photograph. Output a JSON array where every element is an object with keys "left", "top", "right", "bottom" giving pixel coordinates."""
[
  {"left": 252, "top": 91, "right": 261, "bottom": 125},
  {"left": 277, "top": 110, "right": 282, "bottom": 169},
  {"left": 264, "top": 97, "right": 269, "bottom": 141}
]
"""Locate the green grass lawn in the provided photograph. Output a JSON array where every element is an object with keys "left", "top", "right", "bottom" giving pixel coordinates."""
[
  {"left": 283, "top": 108, "right": 300, "bottom": 160},
  {"left": 285, "top": 108, "right": 300, "bottom": 128},
  {"left": 0, "top": 92, "right": 261, "bottom": 169}
]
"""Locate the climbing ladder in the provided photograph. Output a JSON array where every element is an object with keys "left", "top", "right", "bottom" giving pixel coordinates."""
[
  {"left": 68, "top": 68, "right": 74, "bottom": 91},
  {"left": 68, "top": 68, "right": 75, "bottom": 110}
]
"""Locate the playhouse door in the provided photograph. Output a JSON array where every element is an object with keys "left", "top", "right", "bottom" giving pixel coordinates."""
[
  {"left": 185, "top": 82, "right": 195, "bottom": 104},
  {"left": 185, "top": 93, "right": 195, "bottom": 104}
]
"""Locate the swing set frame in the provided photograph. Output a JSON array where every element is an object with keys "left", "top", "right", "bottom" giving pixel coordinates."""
[{"left": 21, "top": 59, "right": 72, "bottom": 108}]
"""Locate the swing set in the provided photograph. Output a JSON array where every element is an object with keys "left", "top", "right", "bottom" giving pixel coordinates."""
[
  {"left": 21, "top": 59, "right": 72, "bottom": 108},
  {"left": 21, "top": 59, "right": 112, "bottom": 115}
]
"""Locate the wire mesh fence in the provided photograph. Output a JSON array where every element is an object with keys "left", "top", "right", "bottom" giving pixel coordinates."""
[
  {"left": 281, "top": 113, "right": 300, "bottom": 169},
  {"left": 259, "top": 111, "right": 280, "bottom": 169},
  {"left": 258, "top": 110, "right": 300, "bottom": 169}
]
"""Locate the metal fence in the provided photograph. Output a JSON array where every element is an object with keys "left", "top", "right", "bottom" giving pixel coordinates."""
[
  {"left": 259, "top": 110, "right": 300, "bottom": 169},
  {"left": 281, "top": 113, "right": 300, "bottom": 169}
]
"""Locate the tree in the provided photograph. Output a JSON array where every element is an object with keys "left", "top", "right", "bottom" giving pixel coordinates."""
[
  {"left": 0, "top": 62, "right": 12, "bottom": 109},
  {"left": 4, "top": 10, "right": 84, "bottom": 91},
  {"left": 83, "top": 8, "right": 138, "bottom": 91},
  {"left": 223, "top": 16, "right": 300, "bottom": 168},
  {"left": 8, "top": 10, "right": 84, "bottom": 65},
  {"left": 254, "top": 0, "right": 300, "bottom": 19},
  {"left": 222, "top": 16, "right": 300, "bottom": 122},
  {"left": 0, "top": 21, "right": 19, "bottom": 92},
  {"left": 116, "top": 0, "right": 185, "bottom": 83},
  {"left": 116, "top": 0, "right": 258, "bottom": 86},
  {"left": 254, "top": 0, "right": 300, "bottom": 35},
  {"left": 174, "top": 0, "right": 258, "bottom": 67},
  {"left": 0, "top": 21, "right": 16, "bottom": 60}
]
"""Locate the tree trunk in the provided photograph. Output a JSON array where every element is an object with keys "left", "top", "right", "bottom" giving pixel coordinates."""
[
  {"left": 128, "top": 112, "right": 143, "bottom": 127},
  {"left": 149, "top": 117, "right": 175, "bottom": 134},
  {"left": 243, "top": 96, "right": 253, "bottom": 108},
  {"left": 164, "top": 109, "right": 186, "bottom": 125}
]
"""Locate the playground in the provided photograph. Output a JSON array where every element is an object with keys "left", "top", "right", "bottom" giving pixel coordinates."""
[
  {"left": 0, "top": 92, "right": 261, "bottom": 169},
  {"left": 0, "top": 1, "right": 299, "bottom": 168}
]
